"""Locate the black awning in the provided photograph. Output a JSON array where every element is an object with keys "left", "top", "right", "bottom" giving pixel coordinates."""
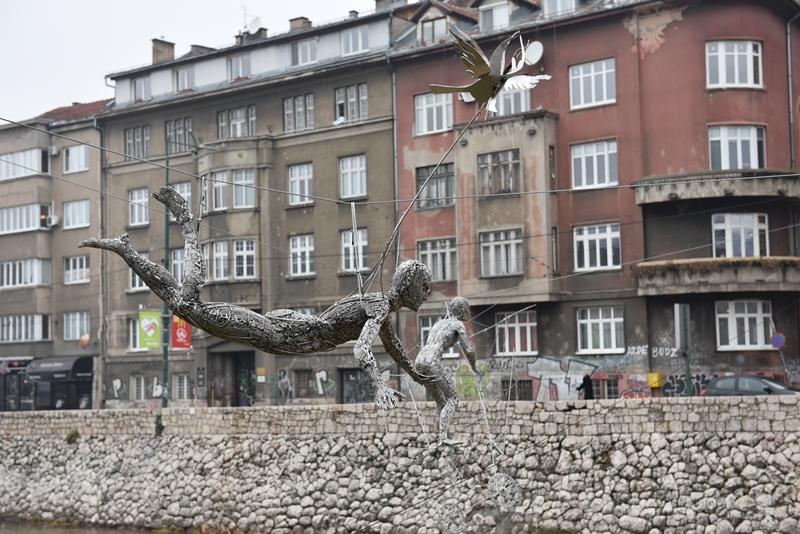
[{"left": 26, "top": 356, "right": 93, "bottom": 381}]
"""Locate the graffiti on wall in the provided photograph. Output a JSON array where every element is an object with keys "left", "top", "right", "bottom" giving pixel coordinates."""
[
  {"left": 315, "top": 370, "right": 336, "bottom": 395},
  {"left": 527, "top": 356, "right": 598, "bottom": 401},
  {"left": 661, "top": 373, "right": 715, "bottom": 397},
  {"left": 626, "top": 344, "right": 679, "bottom": 359}
]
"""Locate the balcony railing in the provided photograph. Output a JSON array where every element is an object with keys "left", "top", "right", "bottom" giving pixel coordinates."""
[{"left": 633, "top": 170, "right": 798, "bottom": 205}]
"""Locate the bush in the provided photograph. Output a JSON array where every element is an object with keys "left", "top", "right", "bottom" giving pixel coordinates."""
[{"left": 65, "top": 428, "right": 79, "bottom": 444}]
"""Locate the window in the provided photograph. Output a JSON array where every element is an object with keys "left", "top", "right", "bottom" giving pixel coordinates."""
[
  {"left": 501, "top": 379, "right": 533, "bottom": 401},
  {"left": 128, "top": 188, "right": 149, "bottom": 226},
  {"left": 289, "top": 234, "right": 315, "bottom": 276},
  {"left": 569, "top": 58, "right": 616, "bottom": 110},
  {"left": 496, "top": 311, "right": 538, "bottom": 355},
  {"left": 341, "top": 26, "right": 369, "bottom": 55},
  {"left": 283, "top": 93, "right": 315, "bottom": 133},
  {"left": 128, "top": 319, "right": 144, "bottom": 351},
  {"left": 420, "top": 18, "right": 447, "bottom": 44},
  {"left": 415, "top": 93, "right": 453, "bottom": 135},
  {"left": 172, "top": 373, "right": 190, "bottom": 400},
  {"left": 288, "top": 163, "right": 313, "bottom": 205},
  {"left": 493, "top": 87, "right": 530, "bottom": 116},
  {"left": 291, "top": 38, "right": 317, "bottom": 66},
  {"left": 212, "top": 172, "right": 228, "bottom": 210},
  {"left": 341, "top": 229, "right": 368, "bottom": 272},
  {"left": 63, "top": 311, "right": 90, "bottom": 341},
  {"left": 63, "top": 145, "right": 88, "bottom": 174},
  {"left": 130, "top": 375, "right": 147, "bottom": 400},
  {"left": 334, "top": 83, "right": 368, "bottom": 122},
  {"left": 171, "top": 182, "right": 192, "bottom": 221},
  {"left": 0, "top": 314, "right": 50, "bottom": 343},
  {"left": 339, "top": 155, "right": 367, "bottom": 198},
  {"left": 480, "top": 229, "right": 523, "bottom": 277},
  {"left": 212, "top": 241, "right": 229, "bottom": 280},
  {"left": 713, "top": 213, "right": 769, "bottom": 258},
  {"left": 576, "top": 306, "right": 625, "bottom": 354},
  {"left": 0, "top": 258, "right": 50, "bottom": 289},
  {"left": 706, "top": 41, "right": 762, "bottom": 89},
  {"left": 543, "top": 0, "right": 576, "bottom": 16},
  {"left": 416, "top": 163, "right": 454, "bottom": 209},
  {"left": 63, "top": 199, "right": 90, "bottom": 229},
  {"left": 63, "top": 255, "right": 90, "bottom": 285},
  {"left": 0, "top": 203, "right": 49, "bottom": 235},
  {"left": 604, "top": 379, "right": 619, "bottom": 399},
  {"left": 294, "top": 369, "right": 314, "bottom": 397},
  {"left": 233, "top": 169, "right": 255, "bottom": 208},
  {"left": 133, "top": 76, "right": 151, "bottom": 101},
  {"left": 419, "top": 316, "right": 458, "bottom": 357},
  {"left": 572, "top": 140, "right": 618, "bottom": 189},
  {"left": 417, "top": 238, "right": 457, "bottom": 282},
  {"left": 174, "top": 66, "right": 195, "bottom": 91},
  {"left": 709, "top": 126, "right": 765, "bottom": 170},
  {"left": 216, "top": 105, "right": 256, "bottom": 139},
  {"left": 574, "top": 223, "right": 620, "bottom": 272},
  {"left": 478, "top": 149, "right": 521, "bottom": 195},
  {"left": 480, "top": 1, "right": 510, "bottom": 31},
  {"left": 228, "top": 53, "right": 251, "bottom": 80},
  {"left": 129, "top": 252, "right": 149, "bottom": 291},
  {"left": 716, "top": 300, "right": 773, "bottom": 350},
  {"left": 171, "top": 248, "right": 185, "bottom": 282},
  {"left": 0, "top": 148, "right": 46, "bottom": 180},
  {"left": 124, "top": 126, "right": 150, "bottom": 160},
  {"left": 234, "top": 240, "right": 256, "bottom": 279},
  {"left": 165, "top": 117, "right": 193, "bottom": 154}
]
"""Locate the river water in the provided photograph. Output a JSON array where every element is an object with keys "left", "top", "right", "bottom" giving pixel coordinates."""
[{"left": 0, "top": 525, "right": 146, "bottom": 533}]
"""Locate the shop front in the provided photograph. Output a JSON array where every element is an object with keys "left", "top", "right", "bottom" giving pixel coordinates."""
[
  {"left": 0, "top": 357, "right": 35, "bottom": 411},
  {"left": 25, "top": 355, "right": 94, "bottom": 409}
]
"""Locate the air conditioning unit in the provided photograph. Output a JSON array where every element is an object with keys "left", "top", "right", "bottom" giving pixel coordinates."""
[
  {"left": 49, "top": 146, "right": 59, "bottom": 157},
  {"left": 45, "top": 215, "right": 60, "bottom": 227}
]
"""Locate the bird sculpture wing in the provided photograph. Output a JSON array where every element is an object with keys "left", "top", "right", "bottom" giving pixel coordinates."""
[
  {"left": 501, "top": 74, "right": 552, "bottom": 92},
  {"left": 489, "top": 31, "right": 521, "bottom": 79},
  {"left": 449, "top": 25, "right": 491, "bottom": 78}
]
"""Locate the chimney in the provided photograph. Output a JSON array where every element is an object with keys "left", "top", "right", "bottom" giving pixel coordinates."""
[
  {"left": 349, "top": 10, "right": 359, "bottom": 19},
  {"left": 236, "top": 27, "right": 268, "bottom": 45},
  {"left": 289, "top": 16, "right": 312, "bottom": 31},
  {"left": 375, "top": 0, "right": 407, "bottom": 11},
  {"left": 152, "top": 38, "right": 175, "bottom": 64}
]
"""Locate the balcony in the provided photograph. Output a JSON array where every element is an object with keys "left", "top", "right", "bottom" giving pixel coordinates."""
[
  {"left": 634, "top": 256, "right": 800, "bottom": 296},
  {"left": 633, "top": 170, "right": 798, "bottom": 205}
]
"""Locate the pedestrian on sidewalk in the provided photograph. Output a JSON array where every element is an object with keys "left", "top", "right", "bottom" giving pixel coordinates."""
[{"left": 577, "top": 374, "right": 594, "bottom": 400}]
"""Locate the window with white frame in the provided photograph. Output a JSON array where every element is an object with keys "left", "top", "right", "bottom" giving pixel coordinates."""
[
  {"left": 174, "top": 66, "right": 195, "bottom": 91},
  {"left": 63, "top": 311, "right": 90, "bottom": 341},
  {"left": 165, "top": 117, "right": 193, "bottom": 154},
  {"left": 170, "top": 182, "right": 192, "bottom": 221},
  {"left": 133, "top": 76, "right": 151, "bottom": 101},
  {"left": 577, "top": 306, "right": 624, "bottom": 354},
  {"left": 212, "top": 241, "right": 229, "bottom": 280},
  {"left": 496, "top": 310, "right": 538, "bottom": 355},
  {"left": 417, "top": 238, "right": 457, "bottom": 282},
  {"left": 419, "top": 316, "right": 458, "bottom": 357},
  {"left": 63, "top": 255, "right": 89, "bottom": 285},
  {"left": 543, "top": 0, "right": 576, "bottom": 16},
  {"left": 0, "top": 148, "right": 46, "bottom": 181},
  {"left": 706, "top": 41, "right": 762, "bottom": 89},
  {"left": 569, "top": 58, "right": 616, "bottom": 110},
  {"left": 339, "top": 155, "right": 367, "bottom": 198},
  {"left": 171, "top": 248, "right": 185, "bottom": 282},
  {"left": 284, "top": 94, "right": 315, "bottom": 133},
  {"left": 335, "top": 83, "right": 368, "bottom": 122},
  {"left": 289, "top": 234, "right": 315, "bottom": 276},
  {"left": 416, "top": 163, "right": 455, "bottom": 209},
  {"left": 201, "top": 244, "right": 210, "bottom": 281},
  {"left": 480, "top": 1, "right": 510, "bottom": 31},
  {"left": 228, "top": 53, "right": 251, "bottom": 80},
  {"left": 605, "top": 379, "right": 619, "bottom": 399},
  {"left": 709, "top": 126, "right": 765, "bottom": 170},
  {"left": 415, "top": 93, "right": 453, "bottom": 135},
  {"left": 172, "top": 373, "right": 191, "bottom": 400},
  {"left": 234, "top": 240, "right": 256, "bottom": 279},
  {"left": 128, "top": 188, "right": 148, "bottom": 226},
  {"left": 129, "top": 251, "right": 148, "bottom": 291},
  {"left": 0, "top": 203, "right": 49, "bottom": 234},
  {"left": 420, "top": 17, "right": 447, "bottom": 44},
  {"left": 128, "top": 319, "right": 144, "bottom": 351},
  {"left": 478, "top": 149, "right": 521, "bottom": 195},
  {"left": 480, "top": 229, "right": 523, "bottom": 277},
  {"left": 716, "top": 300, "right": 773, "bottom": 350},
  {"left": 0, "top": 314, "right": 50, "bottom": 343},
  {"left": 493, "top": 87, "right": 530, "bottom": 116},
  {"left": 216, "top": 105, "right": 256, "bottom": 139},
  {"left": 713, "top": 213, "right": 769, "bottom": 258},
  {"left": 124, "top": 125, "right": 150, "bottom": 160},
  {"left": 341, "top": 26, "right": 369, "bottom": 55},
  {"left": 572, "top": 140, "right": 618, "bottom": 189},
  {"left": 288, "top": 163, "right": 313, "bottom": 205},
  {"left": 130, "top": 374, "right": 146, "bottom": 399},
  {"left": 63, "top": 145, "right": 88, "bottom": 174},
  {"left": 233, "top": 169, "right": 255, "bottom": 208},
  {"left": 574, "top": 223, "right": 621, "bottom": 272},
  {"left": 63, "top": 199, "right": 90, "bottom": 229},
  {"left": 0, "top": 258, "right": 50, "bottom": 289},
  {"left": 341, "top": 229, "right": 368, "bottom": 272},
  {"left": 212, "top": 172, "right": 228, "bottom": 210},
  {"left": 291, "top": 38, "right": 317, "bottom": 66}
]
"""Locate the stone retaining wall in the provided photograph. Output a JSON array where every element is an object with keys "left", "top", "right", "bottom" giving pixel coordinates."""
[{"left": 0, "top": 397, "right": 798, "bottom": 533}]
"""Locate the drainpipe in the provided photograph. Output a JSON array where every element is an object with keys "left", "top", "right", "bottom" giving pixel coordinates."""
[
  {"left": 94, "top": 117, "right": 107, "bottom": 410},
  {"left": 787, "top": 11, "right": 800, "bottom": 170}
]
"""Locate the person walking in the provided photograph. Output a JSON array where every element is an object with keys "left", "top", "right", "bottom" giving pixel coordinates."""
[{"left": 577, "top": 374, "right": 594, "bottom": 400}]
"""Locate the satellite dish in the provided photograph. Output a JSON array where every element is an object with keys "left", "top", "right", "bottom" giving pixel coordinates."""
[
  {"left": 247, "top": 17, "right": 262, "bottom": 34},
  {"left": 524, "top": 41, "right": 544, "bottom": 66}
]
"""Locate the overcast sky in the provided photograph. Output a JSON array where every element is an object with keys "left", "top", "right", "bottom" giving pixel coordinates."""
[{"left": 0, "top": 0, "right": 381, "bottom": 121}]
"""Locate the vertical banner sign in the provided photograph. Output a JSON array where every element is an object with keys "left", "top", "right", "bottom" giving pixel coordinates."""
[
  {"left": 138, "top": 310, "right": 162, "bottom": 349},
  {"left": 171, "top": 315, "right": 193, "bottom": 349}
]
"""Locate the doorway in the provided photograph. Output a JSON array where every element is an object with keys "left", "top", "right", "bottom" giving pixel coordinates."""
[{"left": 209, "top": 351, "right": 255, "bottom": 407}]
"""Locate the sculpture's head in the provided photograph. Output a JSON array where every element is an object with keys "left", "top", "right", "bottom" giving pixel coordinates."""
[
  {"left": 391, "top": 260, "right": 431, "bottom": 311},
  {"left": 448, "top": 296, "right": 470, "bottom": 321}
]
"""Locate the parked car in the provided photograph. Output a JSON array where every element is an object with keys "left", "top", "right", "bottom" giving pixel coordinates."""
[{"left": 700, "top": 376, "right": 800, "bottom": 397}]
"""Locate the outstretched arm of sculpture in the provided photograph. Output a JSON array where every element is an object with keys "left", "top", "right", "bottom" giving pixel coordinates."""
[
  {"left": 379, "top": 319, "right": 421, "bottom": 382},
  {"left": 355, "top": 300, "right": 403, "bottom": 410}
]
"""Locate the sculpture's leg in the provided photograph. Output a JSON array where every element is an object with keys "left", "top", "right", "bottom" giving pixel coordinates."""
[{"left": 437, "top": 362, "right": 459, "bottom": 445}]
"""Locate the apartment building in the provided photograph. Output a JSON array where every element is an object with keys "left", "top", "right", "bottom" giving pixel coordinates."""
[{"left": 0, "top": 100, "right": 109, "bottom": 411}]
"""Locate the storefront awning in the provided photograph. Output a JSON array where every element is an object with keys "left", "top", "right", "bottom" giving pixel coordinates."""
[{"left": 26, "top": 356, "right": 93, "bottom": 381}]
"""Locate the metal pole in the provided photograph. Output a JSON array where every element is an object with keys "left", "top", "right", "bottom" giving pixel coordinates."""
[
  {"left": 679, "top": 303, "right": 693, "bottom": 396},
  {"left": 161, "top": 131, "right": 171, "bottom": 410}
]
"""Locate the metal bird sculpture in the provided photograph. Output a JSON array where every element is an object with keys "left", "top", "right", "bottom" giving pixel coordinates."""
[{"left": 430, "top": 25, "right": 551, "bottom": 113}]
